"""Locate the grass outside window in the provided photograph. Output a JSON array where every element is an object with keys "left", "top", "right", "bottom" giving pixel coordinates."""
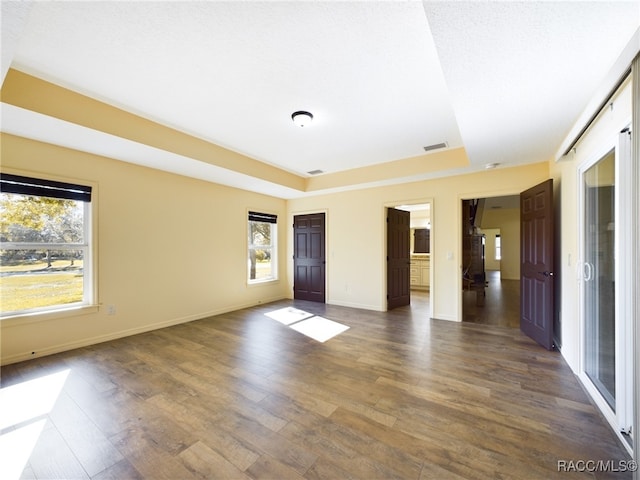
[{"left": 0, "top": 259, "right": 83, "bottom": 314}]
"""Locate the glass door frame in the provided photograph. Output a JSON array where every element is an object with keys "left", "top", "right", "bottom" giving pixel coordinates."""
[{"left": 578, "top": 128, "right": 633, "bottom": 450}]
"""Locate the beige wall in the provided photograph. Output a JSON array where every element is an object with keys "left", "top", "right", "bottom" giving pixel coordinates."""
[
  {"left": 287, "top": 162, "right": 549, "bottom": 321},
  {"left": 480, "top": 209, "right": 520, "bottom": 279},
  {"left": 0, "top": 135, "right": 553, "bottom": 363},
  {"left": 0, "top": 134, "right": 289, "bottom": 364}
]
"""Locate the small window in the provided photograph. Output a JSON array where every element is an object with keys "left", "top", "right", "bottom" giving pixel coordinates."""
[
  {"left": 495, "top": 234, "right": 501, "bottom": 260},
  {"left": 0, "top": 173, "right": 93, "bottom": 316},
  {"left": 248, "top": 211, "right": 277, "bottom": 283}
]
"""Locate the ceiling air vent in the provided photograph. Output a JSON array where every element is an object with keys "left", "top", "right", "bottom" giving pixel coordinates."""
[
  {"left": 423, "top": 142, "right": 448, "bottom": 152},
  {"left": 307, "top": 169, "right": 324, "bottom": 175}
]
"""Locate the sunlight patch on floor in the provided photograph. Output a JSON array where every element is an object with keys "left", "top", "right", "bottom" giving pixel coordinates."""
[
  {"left": 265, "top": 308, "right": 350, "bottom": 342},
  {"left": 0, "top": 419, "right": 46, "bottom": 480},
  {"left": 0, "top": 369, "right": 70, "bottom": 480},
  {"left": 264, "top": 306, "right": 314, "bottom": 325},
  {"left": 289, "top": 316, "right": 350, "bottom": 343},
  {"left": 0, "top": 369, "right": 70, "bottom": 430}
]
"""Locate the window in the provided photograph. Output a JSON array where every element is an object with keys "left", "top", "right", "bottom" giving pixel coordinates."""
[
  {"left": 495, "top": 234, "right": 501, "bottom": 260},
  {"left": 0, "top": 174, "right": 93, "bottom": 316},
  {"left": 248, "top": 211, "right": 277, "bottom": 283}
]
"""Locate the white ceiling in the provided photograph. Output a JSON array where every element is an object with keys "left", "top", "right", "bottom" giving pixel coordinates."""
[{"left": 1, "top": 1, "right": 639, "bottom": 199}]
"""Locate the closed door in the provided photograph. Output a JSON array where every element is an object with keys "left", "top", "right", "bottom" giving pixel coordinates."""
[{"left": 293, "top": 213, "right": 326, "bottom": 302}]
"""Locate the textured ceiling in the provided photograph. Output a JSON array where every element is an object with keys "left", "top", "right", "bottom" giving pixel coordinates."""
[
  {"left": 424, "top": 1, "right": 639, "bottom": 168},
  {"left": 1, "top": 1, "right": 639, "bottom": 198}
]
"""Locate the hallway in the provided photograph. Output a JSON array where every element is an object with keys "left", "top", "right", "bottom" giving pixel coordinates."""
[{"left": 463, "top": 270, "right": 520, "bottom": 328}]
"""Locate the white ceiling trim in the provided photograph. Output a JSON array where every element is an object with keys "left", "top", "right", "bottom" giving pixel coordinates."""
[
  {"left": 2, "top": 103, "right": 478, "bottom": 199},
  {"left": 0, "top": 103, "right": 302, "bottom": 199}
]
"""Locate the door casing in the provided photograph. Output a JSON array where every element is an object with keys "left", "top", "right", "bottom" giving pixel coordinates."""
[{"left": 383, "top": 200, "right": 433, "bottom": 315}]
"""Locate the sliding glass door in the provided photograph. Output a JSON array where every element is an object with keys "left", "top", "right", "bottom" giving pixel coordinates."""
[
  {"left": 579, "top": 130, "right": 633, "bottom": 444},
  {"left": 583, "top": 149, "right": 616, "bottom": 408}
]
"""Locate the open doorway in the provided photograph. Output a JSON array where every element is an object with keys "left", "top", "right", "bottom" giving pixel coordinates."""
[
  {"left": 387, "top": 202, "right": 432, "bottom": 318},
  {"left": 461, "top": 195, "right": 520, "bottom": 327}
]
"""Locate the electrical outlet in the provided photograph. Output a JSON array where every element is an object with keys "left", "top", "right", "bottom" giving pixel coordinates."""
[{"left": 107, "top": 305, "right": 116, "bottom": 315}]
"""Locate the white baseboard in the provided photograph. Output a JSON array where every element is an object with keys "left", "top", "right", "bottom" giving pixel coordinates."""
[
  {"left": 328, "top": 299, "right": 382, "bottom": 312},
  {"left": 433, "top": 313, "right": 459, "bottom": 322},
  {"left": 1, "top": 296, "right": 287, "bottom": 365}
]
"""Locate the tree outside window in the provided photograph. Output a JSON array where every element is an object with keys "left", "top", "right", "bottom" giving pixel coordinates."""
[
  {"left": 0, "top": 174, "right": 93, "bottom": 315},
  {"left": 248, "top": 211, "right": 277, "bottom": 283}
]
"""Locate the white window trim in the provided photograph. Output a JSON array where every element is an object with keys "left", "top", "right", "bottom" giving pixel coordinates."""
[
  {"left": 247, "top": 211, "right": 278, "bottom": 285},
  {"left": 0, "top": 170, "right": 98, "bottom": 320}
]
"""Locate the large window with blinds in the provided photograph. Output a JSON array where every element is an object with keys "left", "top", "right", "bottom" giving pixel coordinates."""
[
  {"left": 248, "top": 211, "right": 277, "bottom": 283},
  {"left": 0, "top": 173, "right": 94, "bottom": 316}
]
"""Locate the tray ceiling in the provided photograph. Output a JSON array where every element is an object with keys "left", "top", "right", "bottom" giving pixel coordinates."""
[{"left": 1, "top": 1, "right": 638, "bottom": 198}]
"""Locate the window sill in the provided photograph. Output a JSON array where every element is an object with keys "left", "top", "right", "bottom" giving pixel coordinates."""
[
  {"left": 248, "top": 278, "right": 279, "bottom": 287},
  {"left": 0, "top": 305, "right": 99, "bottom": 327}
]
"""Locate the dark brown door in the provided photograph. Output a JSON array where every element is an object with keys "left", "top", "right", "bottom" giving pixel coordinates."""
[
  {"left": 387, "top": 207, "right": 410, "bottom": 309},
  {"left": 293, "top": 213, "right": 326, "bottom": 302},
  {"left": 520, "top": 179, "right": 555, "bottom": 349}
]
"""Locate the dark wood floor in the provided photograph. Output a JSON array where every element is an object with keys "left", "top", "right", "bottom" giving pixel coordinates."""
[
  {"left": 463, "top": 270, "right": 520, "bottom": 328},
  {"left": 1, "top": 298, "right": 631, "bottom": 479}
]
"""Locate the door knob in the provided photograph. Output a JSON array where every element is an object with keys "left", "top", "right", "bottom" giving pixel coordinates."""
[{"left": 538, "top": 271, "right": 554, "bottom": 277}]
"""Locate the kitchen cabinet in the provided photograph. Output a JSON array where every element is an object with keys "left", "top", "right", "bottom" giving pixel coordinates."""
[
  {"left": 413, "top": 228, "right": 430, "bottom": 253},
  {"left": 410, "top": 255, "right": 430, "bottom": 290}
]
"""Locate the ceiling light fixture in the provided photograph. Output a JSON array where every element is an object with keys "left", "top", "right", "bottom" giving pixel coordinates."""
[
  {"left": 292, "top": 111, "right": 313, "bottom": 127},
  {"left": 485, "top": 162, "right": 500, "bottom": 169}
]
